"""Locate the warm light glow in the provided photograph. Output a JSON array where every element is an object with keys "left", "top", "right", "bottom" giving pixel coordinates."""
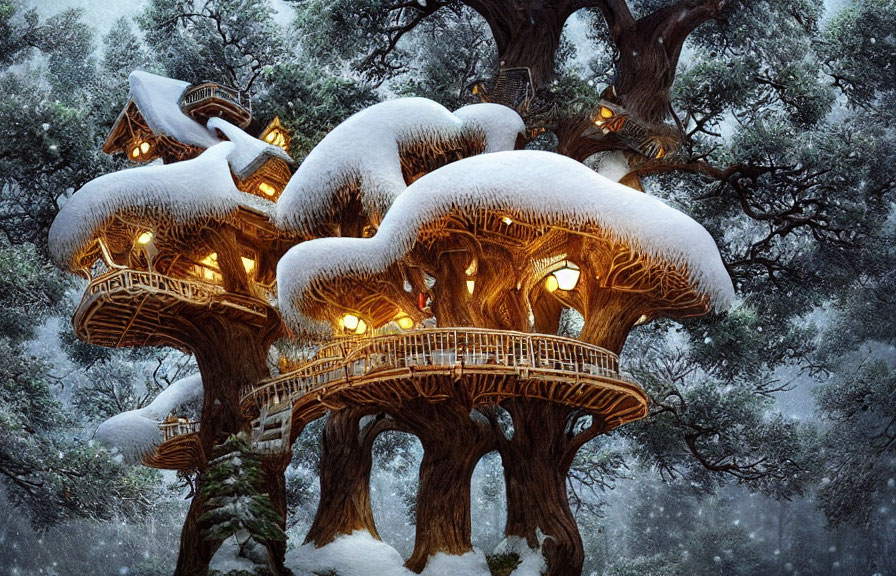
[
  {"left": 635, "top": 314, "right": 650, "bottom": 326},
  {"left": 342, "top": 314, "right": 368, "bottom": 334},
  {"left": 342, "top": 313, "right": 360, "bottom": 331},
  {"left": 136, "top": 231, "right": 153, "bottom": 245},
  {"left": 599, "top": 106, "right": 614, "bottom": 119},
  {"left": 655, "top": 146, "right": 666, "bottom": 159},
  {"left": 465, "top": 260, "right": 477, "bottom": 276},
  {"left": 545, "top": 275, "right": 559, "bottom": 293},
  {"left": 396, "top": 315, "right": 414, "bottom": 330},
  {"left": 552, "top": 262, "right": 581, "bottom": 291},
  {"left": 258, "top": 182, "right": 277, "bottom": 196},
  {"left": 140, "top": 141, "right": 150, "bottom": 154},
  {"left": 241, "top": 256, "right": 255, "bottom": 274},
  {"left": 131, "top": 147, "right": 140, "bottom": 158},
  {"left": 200, "top": 253, "right": 220, "bottom": 281},
  {"left": 466, "top": 279, "right": 475, "bottom": 294},
  {"left": 501, "top": 216, "right": 513, "bottom": 225},
  {"left": 264, "top": 129, "right": 287, "bottom": 149}
]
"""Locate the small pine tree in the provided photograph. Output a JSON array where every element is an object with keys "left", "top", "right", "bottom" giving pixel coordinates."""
[{"left": 199, "top": 433, "right": 286, "bottom": 551}]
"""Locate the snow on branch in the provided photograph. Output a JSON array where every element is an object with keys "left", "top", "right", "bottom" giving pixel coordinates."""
[
  {"left": 278, "top": 150, "right": 735, "bottom": 335},
  {"left": 49, "top": 143, "right": 275, "bottom": 270},
  {"left": 275, "top": 97, "right": 525, "bottom": 235},
  {"left": 95, "top": 374, "right": 203, "bottom": 464}
]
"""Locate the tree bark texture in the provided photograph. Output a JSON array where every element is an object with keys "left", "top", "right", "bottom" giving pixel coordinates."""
[
  {"left": 174, "top": 485, "right": 222, "bottom": 576},
  {"left": 173, "top": 314, "right": 279, "bottom": 576},
  {"left": 498, "top": 399, "right": 608, "bottom": 576},
  {"left": 262, "top": 456, "right": 291, "bottom": 576},
  {"left": 393, "top": 399, "right": 496, "bottom": 573},
  {"left": 305, "top": 407, "right": 393, "bottom": 546}
]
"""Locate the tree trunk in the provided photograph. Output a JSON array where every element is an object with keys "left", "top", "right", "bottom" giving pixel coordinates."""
[
  {"left": 499, "top": 399, "right": 590, "bottom": 576},
  {"left": 395, "top": 399, "right": 494, "bottom": 573},
  {"left": 263, "top": 456, "right": 290, "bottom": 576},
  {"left": 174, "top": 485, "right": 222, "bottom": 576},
  {"left": 467, "top": 1, "right": 574, "bottom": 90},
  {"left": 305, "top": 407, "right": 389, "bottom": 546},
  {"left": 173, "top": 315, "right": 278, "bottom": 576}
]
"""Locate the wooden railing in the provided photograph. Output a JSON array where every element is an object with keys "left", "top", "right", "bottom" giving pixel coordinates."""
[
  {"left": 85, "top": 269, "right": 269, "bottom": 318},
  {"left": 181, "top": 83, "right": 247, "bottom": 110},
  {"left": 243, "top": 328, "right": 632, "bottom": 409},
  {"left": 159, "top": 419, "right": 200, "bottom": 442}
]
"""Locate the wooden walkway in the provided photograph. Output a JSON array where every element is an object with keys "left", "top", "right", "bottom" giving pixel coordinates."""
[{"left": 242, "top": 328, "right": 647, "bottom": 451}]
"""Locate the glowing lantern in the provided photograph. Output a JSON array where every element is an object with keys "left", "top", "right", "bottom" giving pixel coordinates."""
[
  {"left": 395, "top": 315, "right": 414, "bottom": 330},
  {"left": 544, "top": 274, "right": 559, "bottom": 293},
  {"left": 241, "top": 257, "right": 256, "bottom": 274},
  {"left": 136, "top": 231, "right": 154, "bottom": 245},
  {"left": 466, "top": 280, "right": 476, "bottom": 294},
  {"left": 551, "top": 261, "right": 581, "bottom": 291},
  {"left": 342, "top": 313, "right": 367, "bottom": 335},
  {"left": 501, "top": 216, "right": 513, "bottom": 225},
  {"left": 258, "top": 182, "right": 277, "bottom": 196}
]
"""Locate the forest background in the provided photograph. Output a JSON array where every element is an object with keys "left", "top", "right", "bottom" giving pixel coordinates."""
[{"left": 0, "top": 0, "right": 894, "bottom": 574}]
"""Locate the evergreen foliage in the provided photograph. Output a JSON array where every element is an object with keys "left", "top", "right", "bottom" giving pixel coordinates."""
[{"left": 200, "top": 433, "right": 286, "bottom": 546}]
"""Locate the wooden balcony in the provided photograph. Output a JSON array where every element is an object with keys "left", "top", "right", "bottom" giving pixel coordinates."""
[
  {"left": 180, "top": 83, "right": 251, "bottom": 128},
  {"left": 75, "top": 269, "right": 274, "bottom": 349},
  {"left": 241, "top": 328, "right": 647, "bottom": 431},
  {"left": 142, "top": 420, "right": 203, "bottom": 471}
]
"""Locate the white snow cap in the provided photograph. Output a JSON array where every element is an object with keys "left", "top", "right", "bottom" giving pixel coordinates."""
[
  {"left": 128, "top": 70, "right": 221, "bottom": 149},
  {"left": 275, "top": 97, "right": 525, "bottom": 234},
  {"left": 207, "top": 117, "right": 293, "bottom": 180},
  {"left": 277, "top": 150, "right": 735, "bottom": 334},
  {"left": 95, "top": 374, "right": 203, "bottom": 463},
  {"left": 453, "top": 103, "right": 526, "bottom": 153},
  {"left": 48, "top": 143, "right": 275, "bottom": 269}
]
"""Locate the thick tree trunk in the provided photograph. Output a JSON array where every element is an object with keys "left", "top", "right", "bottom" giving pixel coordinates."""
[
  {"left": 305, "top": 407, "right": 389, "bottom": 546},
  {"left": 394, "top": 399, "right": 495, "bottom": 573},
  {"left": 466, "top": 1, "right": 574, "bottom": 90},
  {"left": 263, "top": 456, "right": 290, "bottom": 576},
  {"left": 499, "top": 399, "right": 605, "bottom": 576},
  {"left": 174, "top": 487, "right": 222, "bottom": 576},
  {"left": 173, "top": 315, "right": 278, "bottom": 576}
]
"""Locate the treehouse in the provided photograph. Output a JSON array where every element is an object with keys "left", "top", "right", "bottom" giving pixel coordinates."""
[
  {"left": 471, "top": 67, "right": 535, "bottom": 113},
  {"left": 103, "top": 71, "right": 224, "bottom": 163},
  {"left": 93, "top": 375, "right": 205, "bottom": 471},
  {"left": 208, "top": 117, "right": 294, "bottom": 202},
  {"left": 48, "top": 143, "right": 292, "bottom": 352},
  {"left": 587, "top": 97, "right": 677, "bottom": 160},
  {"left": 275, "top": 98, "right": 526, "bottom": 239},
  {"left": 180, "top": 81, "right": 252, "bottom": 128},
  {"left": 243, "top": 149, "right": 733, "bottom": 451}
]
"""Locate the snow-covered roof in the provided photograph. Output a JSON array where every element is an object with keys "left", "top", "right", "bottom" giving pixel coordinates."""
[
  {"left": 95, "top": 374, "right": 203, "bottom": 463},
  {"left": 207, "top": 117, "right": 294, "bottom": 181},
  {"left": 277, "top": 150, "right": 735, "bottom": 334},
  {"left": 128, "top": 71, "right": 221, "bottom": 149},
  {"left": 49, "top": 143, "right": 275, "bottom": 270},
  {"left": 275, "top": 97, "right": 525, "bottom": 234},
  {"left": 453, "top": 103, "right": 526, "bottom": 153}
]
